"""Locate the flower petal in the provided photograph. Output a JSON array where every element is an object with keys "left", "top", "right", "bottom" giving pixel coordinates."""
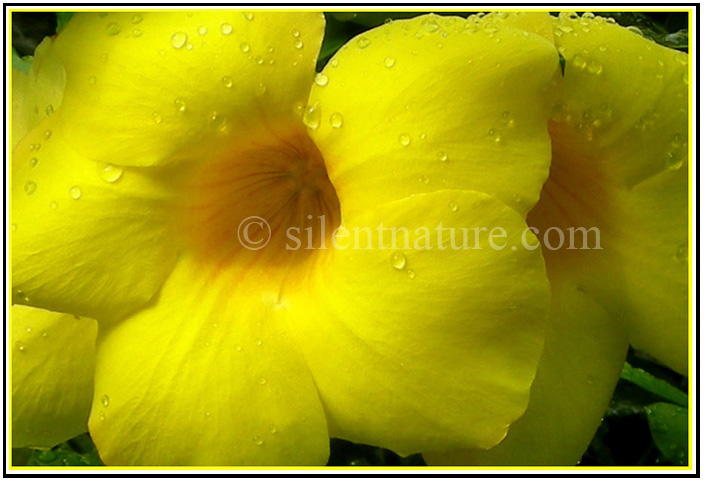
[
  {"left": 51, "top": 11, "right": 324, "bottom": 166},
  {"left": 12, "top": 37, "right": 66, "bottom": 148},
  {"left": 12, "top": 124, "right": 179, "bottom": 321},
  {"left": 12, "top": 305, "right": 97, "bottom": 449},
  {"left": 528, "top": 14, "right": 689, "bottom": 373},
  {"left": 425, "top": 281, "right": 628, "bottom": 465},
  {"left": 308, "top": 13, "right": 559, "bottom": 219},
  {"left": 89, "top": 256, "right": 329, "bottom": 466},
  {"left": 287, "top": 189, "right": 550, "bottom": 455}
]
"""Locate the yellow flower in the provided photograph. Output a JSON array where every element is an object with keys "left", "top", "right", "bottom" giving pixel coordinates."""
[
  {"left": 12, "top": 12, "right": 559, "bottom": 465},
  {"left": 428, "top": 13, "right": 689, "bottom": 466}
]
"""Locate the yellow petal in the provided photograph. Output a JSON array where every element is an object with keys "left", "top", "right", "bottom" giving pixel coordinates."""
[
  {"left": 51, "top": 11, "right": 324, "bottom": 166},
  {"left": 90, "top": 256, "right": 329, "bottom": 466},
  {"left": 12, "top": 124, "right": 179, "bottom": 321},
  {"left": 528, "top": 14, "right": 689, "bottom": 373},
  {"left": 12, "top": 305, "right": 97, "bottom": 449},
  {"left": 425, "top": 280, "right": 628, "bottom": 465},
  {"left": 308, "top": 13, "right": 559, "bottom": 220},
  {"left": 12, "top": 37, "right": 66, "bottom": 149},
  {"left": 287, "top": 189, "right": 550, "bottom": 455}
]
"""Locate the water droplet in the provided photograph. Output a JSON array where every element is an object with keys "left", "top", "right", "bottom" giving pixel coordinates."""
[
  {"left": 25, "top": 326, "right": 32, "bottom": 333},
  {"left": 488, "top": 128, "right": 501, "bottom": 143},
  {"left": 44, "top": 130, "right": 52, "bottom": 140},
  {"left": 222, "top": 76, "right": 233, "bottom": 88},
  {"left": 11, "top": 223, "right": 17, "bottom": 232},
  {"left": 448, "top": 201, "right": 458, "bottom": 212},
  {"left": 29, "top": 157, "right": 38, "bottom": 168},
  {"left": 390, "top": 251, "right": 407, "bottom": 270},
  {"left": 106, "top": 22, "right": 121, "bottom": 36},
  {"left": 675, "top": 244, "right": 688, "bottom": 262},
  {"left": 303, "top": 102, "right": 321, "bottom": 130},
  {"left": 256, "top": 339, "right": 263, "bottom": 346},
  {"left": 572, "top": 54, "right": 587, "bottom": 69},
  {"left": 291, "top": 28, "right": 301, "bottom": 37},
  {"left": 406, "top": 269, "right": 416, "bottom": 279},
  {"left": 220, "top": 23, "right": 233, "bottom": 35},
  {"left": 314, "top": 73, "right": 329, "bottom": 86},
  {"left": 384, "top": 57, "right": 396, "bottom": 68},
  {"left": 243, "top": 12, "right": 254, "bottom": 21},
  {"left": 420, "top": 175, "right": 430, "bottom": 185},
  {"left": 293, "top": 39, "right": 304, "bottom": 50},
  {"left": 99, "top": 412, "right": 106, "bottom": 421},
  {"left": 89, "top": 76, "right": 97, "bottom": 85},
  {"left": 69, "top": 186, "right": 82, "bottom": 200},
  {"left": 421, "top": 17, "right": 440, "bottom": 32},
  {"left": 49, "top": 201, "right": 58, "bottom": 209},
  {"left": 587, "top": 60, "right": 603, "bottom": 75},
  {"left": 101, "top": 164, "right": 123, "bottom": 183},
  {"left": 171, "top": 32, "right": 187, "bottom": 49},
  {"left": 330, "top": 112, "right": 343, "bottom": 128},
  {"left": 256, "top": 82, "right": 267, "bottom": 96},
  {"left": 197, "top": 26, "right": 207, "bottom": 36},
  {"left": 24, "top": 181, "right": 37, "bottom": 195},
  {"left": 398, "top": 134, "right": 411, "bottom": 147},
  {"left": 15, "top": 341, "right": 26, "bottom": 353},
  {"left": 357, "top": 36, "right": 370, "bottom": 49},
  {"left": 41, "top": 330, "right": 48, "bottom": 338},
  {"left": 205, "top": 411, "right": 211, "bottom": 418},
  {"left": 131, "top": 28, "right": 142, "bottom": 37},
  {"left": 259, "top": 377, "right": 267, "bottom": 385},
  {"left": 174, "top": 98, "right": 186, "bottom": 112},
  {"left": 436, "top": 151, "right": 448, "bottom": 162},
  {"left": 269, "top": 424, "right": 278, "bottom": 434},
  {"left": 45, "top": 104, "right": 54, "bottom": 116},
  {"left": 253, "top": 436, "right": 264, "bottom": 446},
  {"left": 131, "top": 14, "right": 142, "bottom": 24},
  {"left": 239, "top": 42, "right": 250, "bottom": 53},
  {"left": 235, "top": 345, "right": 243, "bottom": 351},
  {"left": 101, "top": 395, "right": 110, "bottom": 407}
]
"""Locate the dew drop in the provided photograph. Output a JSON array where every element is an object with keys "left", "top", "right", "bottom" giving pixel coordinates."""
[
  {"left": 101, "top": 395, "right": 110, "bottom": 407},
  {"left": 221, "top": 23, "right": 233, "bottom": 35},
  {"left": 398, "top": 134, "right": 411, "bottom": 147},
  {"left": 44, "top": 130, "right": 53, "bottom": 140},
  {"left": 25, "top": 326, "right": 32, "bottom": 333},
  {"left": 269, "top": 424, "right": 278, "bottom": 434},
  {"left": 29, "top": 157, "right": 38, "bottom": 168},
  {"left": 314, "top": 72, "right": 329, "bottom": 86},
  {"left": 88, "top": 76, "right": 97, "bottom": 85},
  {"left": 572, "top": 54, "right": 587, "bottom": 69},
  {"left": 101, "top": 164, "right": 123, "bottom": 183},
  {"left": 421, "top": 18, "right": 440, "bottom": 32},
  {"left": 99, "top": 412, "right": 106, "bottom": 421},
  {"left": 303, "top": 102, "right": 321, "bottom": 130},
  {"left": 330, "top": 112, "right": 343, "bottom": 128},
  {"left": 106, "top": 22, "right": 121, "bottom": 36},
  {"left": 437, "top": 151, "right": 448, "bottom": 162},
  {"left": 222, "top": 76, "right": 233, "bottom": 88},
  {"left": 11, "top": 223, "right": 17, "bottom": 232},
  {"left": 256, "top": 82, "right": 267, "bottom": 96},
  {"left": 171, "top": 32, "right": 187, "bottom": 49},
  {"left": 253, "top": 436, "right": 264, "bottom": 446},
  {"left": 15, "top": 341, "right": 26, "bottom": 353},
  {"left": 69, "top": 186, "right": 82, "bottom": 200},
  {"left": 390, "top": 251, "right": 407, "bottom": 270},
  {"left": 259, "top": 377, "right": 267, "bottom": 385},
  {"left": 41, "top": 330, "right": 48, "bottom": 338},
  {"left": 384, "top": 56, "right": 396, "bottom": 68},
  {"left": 174, "top": 98, "right": 186, "bottom": 112},
  {"left": 132, "top": 28, "right": 142, "bottom": 37},
  {"left": 293, "top": 39, "right": 304, "bottom": 50},
  {"left": 292, "top": 29, "right": 301, "bottom": 38},
  {"left": 24, "top": 181, "right": 37, "bottom": 195},
  {"left": 256, "top": 339, "right": 263, "bottom": 346},
  {"left": 50, "top": 201, "right": 58, "bottom": 209},
  {"left": 45, "top": 104, "right": 54, "bottom": 116},
  {"left": 198, "top": 26, "right": 207, "bottom": 36},
  {"left": 420, "top": 175, "right": 430, "bottom": 185},
  {"left": 239, "top": 42, "right": 250, "bottom": 53},
  {"left": 675, "top": 244, "right": 688, "bottom": 263},
  {"left": 235, "top": 345, "right": 243, "bottom": 351},
  {"left": 131, "top": 14, "right": 143, "bottom": 24},
  {"left": 587, "top": 60, "right": 603, "bottom": 75},
  {"left": 488, "top": 128, "right": 501, "bottom": 143},
  {"left": 205, "top": 411, "right": 211, "bottom": 418},
  {"left": 448, "top": 201, "right": 458, "bottom": 212},
  {"left": 243, "top": 11, "right": 254, "bottom": 21},
  {"left": 406, "top": 269, "right": 416, "bottom": 280},
  {"left": 357, "top": 36, "right": 371, "bottom": 49}
]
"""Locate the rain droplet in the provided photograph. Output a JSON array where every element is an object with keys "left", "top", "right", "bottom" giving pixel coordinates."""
[
  {"left": 437, "top": 151, "right": 448, "bottom": 162},
  {"left": 132, "top": 28, "right": 142, "bottom": 37},
  {"left": 99, "top": 412, "right": 106, "bottom": 421},
  {"left": 448, "top": 201, "right": 458, "bottom": 212},
  {"left": 488, "top": 128, "right": 501, "bottom": 143},
  {"left": 292, "top": 28, "right": 301, "bottom": 37},
  {"left": 587, "top": 60, "right": 603, "bottom": 75},
  {"left": 101, "top": 164, "right": 123, "bottom": 183},
  {"left": 106, "top": 22, "right": 121, "bottom": 36},
  {"left": 269, "top": 424, "right": 278, "bottom": 434},
  {"left": 398, "top": 134, "right": 411, "bottom": 147},
  {"left": 198, "top": 26, "right": 207, "bottom": 36},
  {"left": 24, "top": 181, "right": 37, "bottom": 195},
  {"left": 256, "top": 82, "right": 267, "bottom": 96},
  {"left": 258, "top": 377, "right": 267, "bottom": 385},
  {"left": 239, "top": 42, "right": 250, "bottom": 53},
  {"left": 384, "top": 57, "right": 396, "bottom": 68},
  {"left": 235, "top": 345, "right": 243, "bottom": 351},
  {"left": 330, "top": 112, "right": 343, "bottom": 128},
  {"left": 174, "top": 98, "right": 186, "bottom": 112},
  {"left": 675, "top": 244, "right": 688, "bottom": 263},
  {"left": 69, "top": 186, "right": 82, "bottom": 200},
  {"left": 243, "top": 12, "right": 254, "bottom": 21},
  {"left": 131, "top": 14, "right": 143, "bottom": 24},
  {"left": 45, "top": 104, "right": 54, "bottom": 116},
  {"left": 220, "top": 23, "right": 233, "bottom": 35},
  {"left": 49, "top": 201, "right": 58, "bottom": 210},
  {"left": 222, "top": 76, "right": 233, "bottom": 88},
  {"left": 293, "top": 39, "right": 304, "bottom": 49},
  {"left": 420, "top": 175, "right": 430, "bottom": 185},
  {"left": 572, "top": 54, "right": 587, "bottom": 69},
  {"left": 29, "top": 157, "right": 38, "bottom": 168},
  {"left": 41, "top": 330, "right": 48, "bottom": 338},
  {"left": 329, "top": 58, "right": 339, "bottom": 68},
  {"left": 44, "top": 130, "right": 52, "bottom": 140},
  {"left": 314, "top": 73, "right": 329, "bottom": 86},
  {"left": 25, "top": 326, "right": 32, "bottom": 333},
  {"left": 390, "top": 251, "right": 407, "bottom": 270},
  {"left": 421, "top": 18, "right": 440, "bottom": 32},
  {"left": 256, "top": 339, "right": 263, "bottom": 346},
  {"left": 171, "top": 32, "right": 187, "bottom": 49},
  {"left": 253, "top": 436, "right": 264, "bottom": 446},
  {"left": 15, "top": 341, "right": 26, "bottom": 353},
  {"left": 303, "top": 102, "right": 321, "bottom": 130},
  {"left": 406, "top": 269, "right": 416, "bottom": 279},
  {"left": 101, "top": 395, "right": 110, "bottom": 407},
  {"left": 357, "top": 36, "right": 370, "bottom": 49}
]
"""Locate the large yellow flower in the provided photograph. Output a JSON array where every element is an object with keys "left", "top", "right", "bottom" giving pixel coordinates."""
[{"left": 12, "top": 12, "right": 559, "bottom": 465}]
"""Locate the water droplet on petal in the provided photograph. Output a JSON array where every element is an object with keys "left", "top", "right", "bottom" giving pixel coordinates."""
[
  {"left": 131, "top": 14, "right": 143, "bottom": 24},
  {"left": 29, "top": 157, "right": 38, "bottom": 168},
  {"left": 406, "top": 269, "right": 416, "bottom": 279},
  {"left": 357, "top": 36, "right": 370, "bottom": 49},
  {"left": 45, "top": 105, "right": 54, "bottom": 116},
  {"left": 220, "top": 23, "right": 233, "bottom": 35},
  {"left": 198, "top": 26, "right": 207, "bottom": 35},
  {"left": 572, "top": 54, "right": 587, "bottom": 69},
  {"left": 69, "top": 186, "right": 82, "bottom": 200},
  {"left": 293, "top": 39, "right": 304, "bottom": 49},
  {"left": 269, "top": 424, "right": 278, "bottom": 434},
  {"left": 44, "top": 130, "right": 52, "bottom": 140},
  {"left": 15, "top": 341, "right": 26, "bottom": 353},
  {"left": 330, "top": 112, "right": 343, "bottom": 128},
  {"left": 11, "top": 223, "right": 17, "bottom": 232},
  {"left": 174, "top": 98, "right": 186, "bottom": 112},
  {"left": 314, "top": 72, "right": 329, "bottom": 86},
  {"left": 437, "top": 151, "right": 448, "bottom": 162},
  {"left": 384, "top": 56, "right": 396, "bottom": 68},
  {"left": 24, "top": 181, "right": 37, "bottom": 195},
  {"left": 259, "top": 377, "right": 267, "bottom": 385},
  {"left": 675, "top": 244, "right": 688, "bottom": 263},
  {"left": 253, "top": 436, "right": 264, "bottom": 446},
  {"left": 587, "top": 60, "right": 603, "bottom": 75},
  {"left": 41, "top": 330, "right": 48, "bottom": 337},
  {"left": 243, "top": 12, "right": 254, "bottom": 21},
  {"left": 398, "top": 134, "right": 411, "bottom": 146},
  {"left": 101, "top": 395, "right": 110, "bottom": 407},
  {"left": 488, "top": 128, "right": 501, "bottom": 143},
  {"left": 132, "top": 28, "right": 142, "bottom": 37},
  {"left": 256, "top": 339, "right": 263, "bottom": 346},
  {"left": 390, "top": 251, "right": 407, "bottom": 270},
  {"left": 89, "top": 76, "right": 97, "bottom": 85},
  {"left": 235, "top": 345, "right": 243, "bottom": 352},
  {"left": 25, "top": 326, "right": 32, "bottom": 333},
  {"left": 106, "top": 22, "right": 121, "bottom": 36},
  {"left": 421, "top": 18, "right": 440, "bottom": 33},
  {"left": 292, "top": 29, "right": 301, "bottom": 38},
  {"left": 240, "top": 42, "right": 250, "bottom": 53},
  {"left": 101, "top": 164, "right": 123, "bottom": 183},
  {"left": 222, "top": 76, "right": 233, "bottom": 88},
  {"left": 171, "top": 32, "right": 187, "bottom": 49},
  {"left": 448, "top": 201, "right": 458, "bottom": 212},
  {"left": 303, "top": 102, "right": 321, "bottom": 130}
]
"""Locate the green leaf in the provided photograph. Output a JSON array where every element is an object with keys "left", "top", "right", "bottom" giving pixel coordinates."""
[
  {"left": 620, "top": 362, "right": 688, "bottom": 407},
  {"left": 55, "top": 12, "right": 74, "bottom": 32},
  {"left": 645, "top": 403, "right": 688, "bottom": 465}
]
